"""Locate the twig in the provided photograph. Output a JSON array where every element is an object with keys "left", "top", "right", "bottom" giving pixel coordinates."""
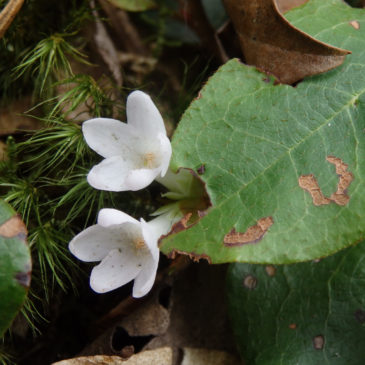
[
  {"left": 0, "top": 0, "right": 24, "bottom": 39},
  {"left": 98, "top": 0, "right": 148, "bottom": 55}
]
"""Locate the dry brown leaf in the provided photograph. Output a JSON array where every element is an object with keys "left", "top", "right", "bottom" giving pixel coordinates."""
[
  {"left": 90, "top": 0, "right": 123, "bottom": 87},
  {"left": 52, "top": 347, "right": 173, "bottom": 365},
  {"left": 146, "top": 264, "right": 238, "bottom": 362},
  {"left": 223, "top": 0, "right": 350, "bottom": 84},
  {"left": 0, "top": 96, "right": 42, "bottom": 135},
  {"left": 182, "top": 348, "right": 241, "bottom": 365},
  {"left": 120, "top": 296, "right": 170, "bottom": 337},
  {"left": 77, "top": 288, "right": 170, "bottom": 357},
  {"left": 77, "top": 265, "right": 237, "bottom": 364}
]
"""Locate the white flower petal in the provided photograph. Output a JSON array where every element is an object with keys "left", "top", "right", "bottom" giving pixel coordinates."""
[
  {"left": 157, "top": 133, "right": 172, "bottom": 177},
  {"left": 126, "top": 91, "right": 166, "bottom": 137},
  {"left": 98, "top": 208, "right": 138, "bottom": 227},
  {"left": 69, "top": 205, "right": 165, "bottom": 297},
  {"left": 155, "top": 168, "right": 192, "bottom": 194},
  {"left": 132, "top": 256, "right": 159, "bottom": 298},
  {"left": 69, "top": 225, "right": 128, "bottom": 262},
  {"left": 82, "top": 92, "right": 171, "bottom": 192},
  {"left": 140, "top": 218, "right": 160, "bottom": 261},
  {"left": 144, "top": 215, "right": 173, "bottom": 243},
  {"left": 123, "top": 168, "right": 161, "bottom": 191},
  {"left": 87, "top": 156, "right": 134, "bottom": 191},
  {"left": 90, "top": 248, "right": 142, "bottom": 293},
  {"left": 82, "top": 118, "right": 139, "bottom": 158}
]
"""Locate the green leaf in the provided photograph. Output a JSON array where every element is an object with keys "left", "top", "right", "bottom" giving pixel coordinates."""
[
  {"left": 0, "top": 200, "right": 31, "bottom": 337},
  {"left": 226, "top": 240, "right": 365, "bottom": 365},
  {"left": 160, "top": 0, "right": 365, "bottom": 264},
  {"left": 106, "top": 0, "right": 156, "bottom": 12}
]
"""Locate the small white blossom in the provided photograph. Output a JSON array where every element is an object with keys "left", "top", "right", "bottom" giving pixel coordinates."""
[
  {"left": 69, "top": 208, "right": 172, "bottom": 297},
  {"left": 83, "top": 91, "right": 171, "bottom": 192}
]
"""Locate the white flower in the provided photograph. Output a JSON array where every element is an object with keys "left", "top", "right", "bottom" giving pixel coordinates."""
[
  {"left": 69, "top": 208, "right": 172, "bottom": 297},
  {"left": 83, "top": 91, "right": 171, "bottom": 192}
]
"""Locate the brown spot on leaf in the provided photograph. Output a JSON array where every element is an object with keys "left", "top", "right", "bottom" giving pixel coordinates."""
[
  {"left": 298, "top": 156, "right": 354, "bottom": 206},
  {"left": 289, "top": 323, "right": 297, "bottom": 329},
  {"left": 313, "top": 335, "right": 325, "bottom": 350},
  {"left": 195, "top": 91, "right": 203, "bottom": 100},
  {"left": 197, "top": 210, "right": 208, "bottom": 218},
  {"left": 349, "top": 20, "right": 360, "bottom": 30},
  {"left": 243, "top": 275, "right": 257, "bottom": 289},
  {"left": 298, "top": 174, "right": 331, "bottom": 206},
  {"left": 354, "top": 309, "right": 365, "bottom": 324},
  {"left": 222, "top": 0, "right": 350, "bottom": 84},
  {"left": 169, "top": 249, "right": 212, "bottom": 264},
  {"left": 223, "top": 217, "right": 274, "bottom": 247},
  {"left": 326, "top": 156, "right": 353, "bottom": 206},
  {"left": 0, "top": 215, "right": 27, "bottom": 238},
  {"left": 15, "top": 270, "right": 31, "bottom": 288},
  {"left": 265, "top": 265, "right": 276, "bottom": 276},
  {"left": 162, "top": 213, "right": 193, "bottom": 240},
  {"left": 197, "top": 164, "right": 206, "bottom": 175}
]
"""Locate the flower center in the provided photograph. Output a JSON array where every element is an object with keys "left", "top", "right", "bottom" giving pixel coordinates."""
[
  {"left": 143, "top": 152, "right": 156, "bottom": 168},
  {"left": 134, "top": 237, "right": 146, "bottom": 250}
]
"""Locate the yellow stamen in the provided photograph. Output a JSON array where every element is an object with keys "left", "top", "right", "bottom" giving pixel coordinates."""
[
  {"left": 134, "top": 238, "right": 146, "bottom": 250},
  {"left": 143, "top": 152, "right": 155, "bottom": 168}
]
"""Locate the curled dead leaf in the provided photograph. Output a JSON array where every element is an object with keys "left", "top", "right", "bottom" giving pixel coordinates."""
[
  {"left": 77, "top": 287, "right": 171, "bottom": 358},
  {"left": 223, "top": 0, "right": 350, "bottom": 84},
  {"left": 52, "top": 347, "right": 240, "bottom": 365}
]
